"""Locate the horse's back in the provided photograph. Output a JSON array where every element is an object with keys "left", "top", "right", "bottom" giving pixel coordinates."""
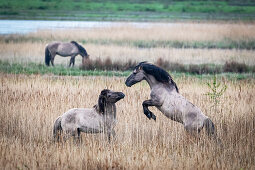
[
  {"left": 157, "top": 90, "right": 207, "bottom": 126},
  {"left": 61, "top": 108, "right": 103, "bottom": 132},
  {"left": 47, "top": 41, "right": 60, "bottom": 48},
  {"left": 46, "top": 42, "right": 60, "bottom": 53}
]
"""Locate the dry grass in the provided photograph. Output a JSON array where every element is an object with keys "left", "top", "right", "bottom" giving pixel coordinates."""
[
  {"left": 0, "top": 42, "right": 255, "bottom": 66},
  {"left": 1, "top": 22, "right": 255, "bottom": 67},
  {"left": 27, "top": 22, "right": 255, "bottom": 42},
  {"left": 0, "top": 73, "right": 254, "bottom": 169}
]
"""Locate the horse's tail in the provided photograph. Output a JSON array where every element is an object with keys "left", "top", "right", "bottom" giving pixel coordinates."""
[
  {"left": 204, "top": 118, "right": 215, "bottom": 136},
  {"left": 45, "top": 46, "right": 51, "bottom": 66},
  {"left": 53, "top": 116, "right": 62, "bottom": 141}
]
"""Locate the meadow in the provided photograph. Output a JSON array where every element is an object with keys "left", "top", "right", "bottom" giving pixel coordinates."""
[
  {"left": 1, "top": 22, "right": 255, "bottom": 66},
  {"left": 1, "top": 0, "right": 255, "bottom": 20},
  {"left": 0, "top": 20, "right": 255, "bottom": 169},
  {"left": 0, "top": 73, "right": 254, "bottom": 169}
]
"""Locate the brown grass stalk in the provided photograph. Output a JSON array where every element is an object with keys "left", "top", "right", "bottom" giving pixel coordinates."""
[{"left": 0, "top": 73, "right": 254, "bottom": 169}]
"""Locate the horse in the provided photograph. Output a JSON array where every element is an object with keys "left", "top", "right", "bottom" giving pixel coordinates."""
[
  {"left": 125, "top": 62, "right": 217, "bottom": 137},
  {"left": 53, "top": 89, "right": 125, "bottom": 142},
  {"left": 45, "top": 41, "right": 89, "bottom": 67}
]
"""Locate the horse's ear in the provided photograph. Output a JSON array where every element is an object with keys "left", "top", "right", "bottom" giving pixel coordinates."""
[{"left": 98, "top": 95, "right": 106, "bottom": 114}]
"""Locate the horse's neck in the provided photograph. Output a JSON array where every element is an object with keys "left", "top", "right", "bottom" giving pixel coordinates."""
[
  {"left": 145, "top": 74, "right": 177, "bottom": 92},
  {"left": 104, "top": 103, "right": 116, "bottom": 118},
  {"left": 145, "top": 74, "right": 163, "bottom": 89}
]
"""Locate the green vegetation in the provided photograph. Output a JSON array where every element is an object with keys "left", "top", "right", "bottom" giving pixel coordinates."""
[
  {"left": 1, "top": 0, "right": 255, "bottom": 21},
  {"left": 81, "top": 57, "right": 255, "bottom": 74},
  {"left": 80, "top": 39, "right": 255, "bottom": 50},
  {"left": 0, "top": 60, "right": 254, "bottom": 80},
  {"left": 0, "top": 61, "right": 130, "bottom": 77},
  {"left": 205, "top": 75, "right": 227, "bottom": 109},
  {"left": 2, "top": 36, "right": 255, "bottom": 50}
]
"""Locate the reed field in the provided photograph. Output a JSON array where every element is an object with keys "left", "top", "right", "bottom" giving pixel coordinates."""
[
  {"left": 1, "top": 22, "right": 255, "bottom": 67},
  {"left": 0, "top": 73, "right": 254, "bottom": 169},
  {"left": 0, "top": 20, "right": 255, "bottom": 169}
]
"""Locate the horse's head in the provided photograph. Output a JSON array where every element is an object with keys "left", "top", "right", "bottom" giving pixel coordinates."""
[
  {"left": 126, "top": 61, "right": 179, "bottom": 92},
  {"left": 125, "top": 62, "right": 147, "bottom": 87},
  {"left": 80, "top": 47, "right": 89, "bottom": 59},
  {"left": 98, "top": 89, "right": 125, "bottom": 113}
]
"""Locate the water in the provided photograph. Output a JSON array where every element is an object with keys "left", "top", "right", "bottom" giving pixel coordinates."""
[
  {"left": 0, "top": 20, "right": 173, "bottom": 35},
  {"left": 0, "top": 20, "right": 124, "bottom": 34}
]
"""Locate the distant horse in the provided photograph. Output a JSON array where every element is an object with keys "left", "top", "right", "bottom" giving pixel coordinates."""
[
  {"left": 45, "top": 41, "right": 89, "bottom": 67},
  {"left": 53, "top": 89, "right": 125, "bottom": 142},
  {"left": 125, "top": 62, "right": 216, "bottom": 137}
]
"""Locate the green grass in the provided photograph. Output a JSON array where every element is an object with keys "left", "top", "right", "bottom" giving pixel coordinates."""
[
  {"left": 0, "top": 61, "right": 130, "bottom": 77},
  {"left": 0, "top": 61, "right": 254, "bottom": 80},
  {"left": 2, "top": 35, "right": 255, "bottom": 50},
  {"left": 81, "top": 39, "right": 255, "bottom": 50},
  {"left": 1, "top": 0, "right": 255, "bottom": 21}
]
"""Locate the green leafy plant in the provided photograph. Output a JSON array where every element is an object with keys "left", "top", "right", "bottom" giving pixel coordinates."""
[{"left": 205, "top": 75, "right": 227, "bottom": 110}]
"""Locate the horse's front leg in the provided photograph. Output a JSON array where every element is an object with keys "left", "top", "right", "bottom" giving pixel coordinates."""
[
  {"left": 105, "top": 128, "right": 116, "bottom": 143},
  {"left": 69, "top": 57, "right": 73, "bottom": 67},
  {"left": 69, "top": 55, "right": 76, "bottom": 67},
  {"left": 142, "top": 99, "right": 161, "bottom": 121}
]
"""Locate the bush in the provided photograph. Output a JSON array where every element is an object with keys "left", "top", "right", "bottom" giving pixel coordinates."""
[
  {"left": 223, "top": 61, "right": 248, "bottom": 73},
  {"left": 81, "top": 57, "right": 253, "bottom": 74},
  {"left": 81, "top": 57, "right": 137, "bottom": 71},
  {"left": 156, "top": 58, "right": 186, "bottom": 72}
]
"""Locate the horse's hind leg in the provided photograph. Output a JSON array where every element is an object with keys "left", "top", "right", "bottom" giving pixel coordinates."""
[
  {"left": 51, "top": 56, "right": 55, "bottom": 66},
  {"left": 71, "top": 128, "right": 82, "bottom": 144},
  {"left": 106, "top": 129, "right": 116, "bottom": 143}
]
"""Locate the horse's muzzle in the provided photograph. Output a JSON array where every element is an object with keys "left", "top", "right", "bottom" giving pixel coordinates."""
[
  {"left": 125, "top": 75, "right": 134, "bottom": 87},
  {"left": 117, "top": 92, "right": 125, "bottom": 100}
]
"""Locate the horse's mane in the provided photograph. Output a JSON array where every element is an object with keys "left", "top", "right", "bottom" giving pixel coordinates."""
[
  {"left": 138, "top": 62, "right": 179, "bottom": 93},
  {"left": 70, "top": 41, "right": 88, "bottom": 56}
]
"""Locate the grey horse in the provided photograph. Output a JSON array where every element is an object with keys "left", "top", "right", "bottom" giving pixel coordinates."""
[
  {"left": 125, "top": 62, "right": 216, "bottom": 136},
  {"left": 53, "top": 89, "right": 125, "bottom": 142},
  {"left": 45, "top": 41, "right": 89, "bottom": 67}
]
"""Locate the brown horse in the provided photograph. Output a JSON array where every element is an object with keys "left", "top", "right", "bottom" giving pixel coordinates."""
[{"left": 45, "top": 41, "right": 89, "bottom": 67}]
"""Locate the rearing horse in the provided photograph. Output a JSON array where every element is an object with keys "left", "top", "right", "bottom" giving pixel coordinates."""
[
  {"left": 125, "top": 62, "right": 216, "bottom": 137},
  {"left": 45, "top": 41, "right": 89, "bottom": 67}
]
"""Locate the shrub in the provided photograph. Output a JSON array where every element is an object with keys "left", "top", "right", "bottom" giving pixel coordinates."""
[
  {"left": 81, "top": 58, "right": 137, "bottom": 71},
  {"left": 223, "top": 61, "right": 248, "bottom": 73},
  {"left": 156, "top": 58, "right": 186, "bottom": 72},
  {"left": 81, "top": 57, "right": 252, "bottom": 74}
]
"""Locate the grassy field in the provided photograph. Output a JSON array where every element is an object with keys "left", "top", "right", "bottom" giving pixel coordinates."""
[
  {"left": 0, "top": 19, "right": 255, "bottom": 169},
  {"left": 0, "top": 73, "right": 254, "bottom": 169},
  {"left": 1, "top": 22, "right": 255, "bottom": 66},
  {"left": 1, "top": 0, "right": 255, "bottom": 20}
]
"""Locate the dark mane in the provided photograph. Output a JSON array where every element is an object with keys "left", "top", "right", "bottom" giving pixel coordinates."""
[
  {"left": 70, "top": 41, "right": 88, "bottom": 56},
  {"left": 139, "top": 62, "right": 179, "bottom": 93}
]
